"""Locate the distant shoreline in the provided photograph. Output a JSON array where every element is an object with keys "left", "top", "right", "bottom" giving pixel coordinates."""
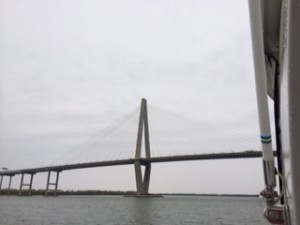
[
  {"left": 0, "top": 189, "right": 259, "bottom": 197},
  {"left": 161, "top": 193, "right": 259, "bottom": 198}
]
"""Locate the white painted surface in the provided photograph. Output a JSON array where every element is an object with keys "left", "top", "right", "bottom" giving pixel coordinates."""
[{"left": 280, "top": 0, "right": 300, "bottom": 224}]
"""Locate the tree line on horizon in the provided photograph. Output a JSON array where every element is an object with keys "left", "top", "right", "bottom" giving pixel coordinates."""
[
  {"left": 0, "top": 189, "right": 136, "bottom": 196},
  {"left": 0, "top": 189, "right": 258, "bottom": 197}
]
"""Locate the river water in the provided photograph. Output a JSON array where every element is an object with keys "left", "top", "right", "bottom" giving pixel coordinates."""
[{"left": 0, "top": 195, "right": 269, "bottom": 225}]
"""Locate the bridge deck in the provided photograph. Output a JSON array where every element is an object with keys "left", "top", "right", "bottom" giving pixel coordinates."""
[{"left": 0, "top": 151, "right": 276, "bottom": 176}]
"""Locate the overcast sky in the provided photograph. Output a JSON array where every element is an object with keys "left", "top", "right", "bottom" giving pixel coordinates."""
[{"left": 0, "top": 0, "right": 275, "bottom": 194}]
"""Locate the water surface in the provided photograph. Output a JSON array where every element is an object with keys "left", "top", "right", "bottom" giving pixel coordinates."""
[{"left": 0, "top": 195, "right": 269, "bottom": 225}]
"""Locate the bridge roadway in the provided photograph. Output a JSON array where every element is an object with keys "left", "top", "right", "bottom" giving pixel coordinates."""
[
  {"left": 0, "top": 151, "right": 276, "bottom": 176},
  {"left": 0, "top": 150, "right": 277, "bottom": 196}
]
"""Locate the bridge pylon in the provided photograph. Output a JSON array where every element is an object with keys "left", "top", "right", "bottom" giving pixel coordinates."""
[{"left": 134, "top": 98, "right": 151, "bottom": 196}]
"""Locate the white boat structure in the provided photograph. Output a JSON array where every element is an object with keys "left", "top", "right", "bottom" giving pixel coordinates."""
[{"left": 248, "top": 0, "right": 299, "bottom": 224}]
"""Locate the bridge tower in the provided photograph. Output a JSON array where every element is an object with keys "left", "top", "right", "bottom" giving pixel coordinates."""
[{"left": 134, "top": 98, "right": 151, "bottom": 196}]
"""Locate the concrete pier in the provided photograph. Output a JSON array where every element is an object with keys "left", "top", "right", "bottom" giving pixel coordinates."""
[
  {"left": 45, "top": 170, "right": 60, "bottom": 196},
  {"left": 7, "top": 175, "right": 13, "bottom": 195},
  {"left": 0, "top": 175, "right": 3, "bottom": 191},
  {"left": 18, "top": 173, "right": 35, "bottom": 196},
  {"left": 0, "top": 175, "right": 14, "bottom": 195}
]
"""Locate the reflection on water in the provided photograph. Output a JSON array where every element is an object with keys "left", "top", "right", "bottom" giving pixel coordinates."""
[{"left": 0, "top": 195, "right": 269, "bottom": 225}]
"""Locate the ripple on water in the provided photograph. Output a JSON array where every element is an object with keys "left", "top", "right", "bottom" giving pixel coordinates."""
[{"left": 0, "top": 195, "right": 269, "bottom": 225}]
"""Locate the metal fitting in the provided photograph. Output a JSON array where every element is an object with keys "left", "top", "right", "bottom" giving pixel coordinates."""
[{"left": 264, "top": 206, "right": 285, "bottom": 225}]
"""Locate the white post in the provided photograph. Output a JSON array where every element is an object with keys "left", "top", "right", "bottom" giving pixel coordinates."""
[{"left": 248, "top": 0, "right": 276, "bottom": 202}]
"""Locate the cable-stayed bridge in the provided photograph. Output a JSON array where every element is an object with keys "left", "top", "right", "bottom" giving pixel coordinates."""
[{"left": 0, "top": 99, "right": 274, "bottom": 196}]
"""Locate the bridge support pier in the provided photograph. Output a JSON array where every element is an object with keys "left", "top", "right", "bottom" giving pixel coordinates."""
[
  {"left": 0, "top": 175, "right": 14, "bottom": 195},
  {"left": 45, "top": 170, "right": 60, "bottom": 196},
  {"left": 134, "top": 98, "right": 152, "bottom": 196},
  {"left": 0, "top": 175, "right": 3, "bottom": 191},
  {"left": 6, "top": 175, "right": 14, "bottom": 195},
  {"left": 135, "top": 161, "right": 151, "bottom": 195},
  {"left": 19, "top": 173, "right": 35, "bottom": 196}
]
